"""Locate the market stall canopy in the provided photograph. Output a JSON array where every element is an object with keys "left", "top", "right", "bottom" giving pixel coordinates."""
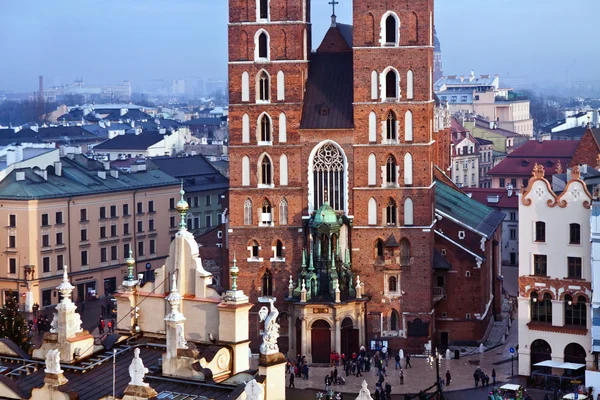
[{"left": 533, "top": 360, "right": 585, "bottom": 370}]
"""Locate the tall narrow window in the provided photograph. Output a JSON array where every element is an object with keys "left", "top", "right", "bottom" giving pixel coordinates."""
[
  {"left": 279, "top": 198, "right": 288, "bottom": 225},
  {"left": 375, "top": 239, "right": 384, "bottom": 260},
  {"left": 389, "top": 277, "right": 397, "bottom": 292},
  {"left": 242, "top": 114, "right": 250, "bottom": 143},
  {"left": 242, "top": 156, "right": 250, "bottom": 186},
  {"left": 259, "top": 114, "right": 272, "bottom": 143},
  {"left": 534, "top": 254, "right": 547, "bottom": 276},
  {"left": 244, "top": 199, "right": 253, "bottom": 225},
  {"left": 371, "top": 71, "right": 378, "bottom": 100},
  {"left": 257, "top": 31, "right": 268, "bottom": 59},
  {"left": 569, "top": 223, "right": 581, "bottom": 245},
  {"left": 311, "top": 143, "right": 346, "bottom": 212},
  {"left": 275, "top": 240, "right": 284, "bottom": 258},
  {"left": 404, "top": 198, "right": 414, "bottom": 226},
  {"left": 568, "top": 257, "right": 582, "bottom": 279},
  {"left": 404, "top": 153, "right": 413, "bottom": 185},
  {"left": 369, "top": 111, "right": 377, "bottom": 142},
  {"left": 279, "top": 113, "right": 287, "bottom": 142},
  {"left": 535, "top": 221, "right": 546, "bottom": 242},
  {"left": 241, "top": 72, "right": 250, "bottom": 102},
  {"left": 385, "top": 155, "right": 397, "bottom": 185},
  {"left": 531, "top": 292, "right": 552, "bottom": 323},
  {"left": 368, "top": 197, "right": 377, "bottom": 225},
  {"left": 390, "top": 310, "right": 399, "bottom": 330},
  {"left": 280, "top": 154, "right": 288, "bottom": 186},
  {"left": 368, "top": 153, "right": 377, "bottom": 185},
  {"left": 262, "top": 269, "right": 273, "bottom": 296},
  {"left": 405, "top": 110, "right": 413, "bottom": 141},
  {"left": 386, "top": 111, "right": 397, "bottom": 140},
  {"left": 277, "top": 71, "right": 285, "bottom": 101},
  {"left": 258, "top": 71, "right": 270, "bottom": 102},
  {"left": 408, "top": 12, "right": 418, "bottom": 43},
  {"left": 261, "top": 199, "right": 272, "bottom": 225},
  {"left": 385, "top": 14, "right": 397, "bottom": 45},
  {"left": 386, "top": 199, "right": 397, "bottom": 225},
  {"left": 365, "top": 13, "right": 375, "bottom": 44},
  {"left": 385, "top": 70, "right": 398, "bottom": 99},
  {"left": 251, "top": 240, "right": 260, "bottom": 258},
  {"left": 259, "top": 0, "right": 269, "bottom": 20},
  {"left": 260, "top": 156, "right": 273, "bottom": 185},
  {"left": 565, "top": 295, "right": 587, "bottom": 327},
  {"left": 407, "top": 70, "right": 414, "bottom": 99},
  {"left": 400, "top": 239, "right": 411, "bottom": 266}
]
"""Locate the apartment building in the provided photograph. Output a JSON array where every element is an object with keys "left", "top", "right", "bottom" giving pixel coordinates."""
[
  {"left": 518, "top": 164, "right": 592, "bottom": 387},
  {"left": 0, "top": 152, "right": 179, "bottom": 311}
]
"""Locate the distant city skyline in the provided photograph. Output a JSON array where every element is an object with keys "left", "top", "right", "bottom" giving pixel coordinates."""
[{"left": 0, "top": 0, "right": 598, "bottom": 93}]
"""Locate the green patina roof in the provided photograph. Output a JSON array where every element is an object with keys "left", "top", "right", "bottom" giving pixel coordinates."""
[
  {"left": 0, "top": 154, "right": 179, "bottom": 200},
  {"left": 435, "top": 179, "right": 505, "bottom": 239},
  {"left": 310, "top": 201, "right": 340, "bottom": 227}
]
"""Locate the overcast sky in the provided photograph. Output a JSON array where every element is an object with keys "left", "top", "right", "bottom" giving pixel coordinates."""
[{"left": 0, "top": 0, "right": 597, "bottom": 92}]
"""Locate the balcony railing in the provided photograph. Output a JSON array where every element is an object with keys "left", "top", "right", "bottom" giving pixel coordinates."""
[{"left": 433, "top": 286, "right": 444, "bottom": 302}]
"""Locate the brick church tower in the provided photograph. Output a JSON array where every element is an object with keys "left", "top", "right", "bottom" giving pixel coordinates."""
[{"left": 228, "top": 0, "right": 443, "bottom": 360}]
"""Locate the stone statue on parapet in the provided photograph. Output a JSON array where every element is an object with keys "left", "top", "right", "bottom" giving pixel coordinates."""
[
  {"left": 129, "top": 348, "right": 149, "bottom": 387},
  {"left": 356, "top": 380, "right": 374, "bottom": 400},
  {"left": 258, "top": 299, "right": 280, "bottom": 355},
  {"left": 44, "top": 349, "right": 62, "bottom": 375},
  {"left": 244, "top": 379, "right": 264, "bottom": 400}
]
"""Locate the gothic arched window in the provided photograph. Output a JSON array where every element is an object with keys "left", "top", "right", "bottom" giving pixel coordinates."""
[
  {"left": 251, "top": 240, "right": 260, "bottom": 258},
  {"left": 386, "top": 111, "right": 397, "bottom": 141},
  {"left": 389, "top": 277, "right": 397, "bottom": 292},
  {"left": 244, "top": 198, "right": 253, "bottom": 225},
  {"left": 257, "top": 31, "right": 269, "bottom": 59},
  {"left": 400, "top": 239, "right": 411, "bottom": 266},
  {"left": 275, "top": 240, "right": 284, "bottom": 258},
  {"left": 311, "top": 142, "right": 346, "bottom": 212},
  {"left": 390, "top": 309, "right": 400, "bottom": 330},
  {"left": 385, "top": 14, "right": 398, "bottom": 45},
  {"left": 257, "top": 71, "right": 270, "bottom": 102},
  {"left": 259, "top": 114, "right": 272, "bottom": 143},
  {"left": 386, "top": 199, "right": 397, "bottom": 225},
  {"left": 262, "top": 269, "right": 273, "bottom": 296},
  {"left": 385, "top": 70, "right": 398, "bottom": 99},
  {"left": 258, "top": 0, "right": 269, "bottom": 20},
  {"left": 375, "top": 239, "right": 384, "bottom": 260},
  {"left": 260, "top": 155, "right": 273, "bottom": 185},
  {"left": 279, "top": 198, "right": 288, "bottom": 225},
  {"left": 386, "top": 155, "right": 397, "bottom": 185}
]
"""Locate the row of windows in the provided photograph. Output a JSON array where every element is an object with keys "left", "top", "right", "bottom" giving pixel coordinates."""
[
  {"left": 241, "top": 153, "right": 288, "bottom": 187},
  {"left": 535, "top": 222, "right": 581, "bottom": 245},
  {"left": 368, "top": 110, "right": 413, "bottom": 143},
  {"left": 532, "top": 254, "right": 583, "bottom": 279},
  {"left": 368, "top": 153, "right": 414, "bottom": 186},
  {"left": 370, "top": 69, "right": 415, "bottom": 102},
  {"left": 499, "top": 178, "right": 528, "bottom": 189},
  {"left": 183, "top": 195, "right": 216, "bottom": 208},
  {"left": 368, "top": 197, "right": 414, "bottom": 226},
  {"left": 241, "top": 70, "right": 285, "bottom": 103},
  {"left": 244, "top": 198, "right": 287, "bottom": 226},
  {"left": 241, "top": 112, "right": 286, "bottom": 144},
  {"left": 248, "top": 240, "right": 285, "bottom": 261},
  {"left": 530, "top": 292, "right": 587, "bottom": 327},
  {"left": 375, "top": 238, "right": 411, "bottom": 265}
]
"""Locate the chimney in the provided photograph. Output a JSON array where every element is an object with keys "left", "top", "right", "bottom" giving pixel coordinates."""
[
  {"left": 16, "top": 171, "right": 25, "bottom": 181},
  {"left": 15, "top": 145, "right": 23, "bottom": 163},
  {"left": 102, "top": 161, "right": 110, "bottom": 171},
  {"left": 54, "top": 161, "right": 62, "bottom": 176},
  {"left": 6, "top": 150, "right": 15, "bottom": 166},
  {"left": 110, "top": 170, "right": 119, "bottom": 179},
  {"left": 98, "top": 171, "right": 106, "bottom": 179},
  {"left": 507, "top": 184, "right": 513, "bottom": 198}
]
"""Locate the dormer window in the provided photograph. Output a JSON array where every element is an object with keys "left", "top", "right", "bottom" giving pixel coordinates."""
[{"left": 320, "top": 103, "right": 330, "bottom": 116}]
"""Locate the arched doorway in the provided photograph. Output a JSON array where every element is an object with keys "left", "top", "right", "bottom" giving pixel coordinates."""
[
  {"left": 531, "top": 339, "right": 552, "bottom": 374},
  {"left": 564, "top": 342, "right": 586, "bottom": 377},
  {"left": 341, "top": 317, "right": 359, "bottom": 357},
  {"left": 311, "top": 319, "right": 331, "bottom": 364}
]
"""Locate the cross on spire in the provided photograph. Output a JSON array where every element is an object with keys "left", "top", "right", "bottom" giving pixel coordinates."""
[{"left": 329, "top": 0, "right": 339, "bottom": 27}]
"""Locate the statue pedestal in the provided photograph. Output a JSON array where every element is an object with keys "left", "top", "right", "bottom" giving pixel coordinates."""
[
  {"left": 123, "top": 384, "right": 158, "bottom": 400},
  {"left": 43, "top": 372, "right": 68, "bottom": 387},
  {"left": 218, "top": 301, "right": 252, "bottom": 373},
  {"left": 258, "top": 353, "right": 286, "bottom": 400}
]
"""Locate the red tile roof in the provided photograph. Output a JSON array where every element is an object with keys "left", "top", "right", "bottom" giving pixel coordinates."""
[
  {"left": 451, "top": 117, "right": 467, "bottom": 133},
  {"left": 463, "top": 188, "right": 519, "bottom": 209},
  {"left": 488, "top": 140, "right": 578, "bottom": 177}
]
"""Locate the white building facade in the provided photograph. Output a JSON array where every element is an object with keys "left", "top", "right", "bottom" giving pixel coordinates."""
[{"left": 518, "top": 164, "right": 593, "bottom": 385}]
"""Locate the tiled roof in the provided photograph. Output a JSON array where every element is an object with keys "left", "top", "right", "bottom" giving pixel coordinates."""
[
  {"left": 451, "top": 117, "right": 467, "bottom": 133},
  {"left": 435, "top": 179, "right": 505, "bottom": 239},
  {"left": 488, "top": 140, "right": 579, "bottom": 177},
  {"left": 0, "top": 154, "right": 178, "bottom": 200},
  {"left": 149, "top": 155, "right": 229, "bottom": 192},
  {"left": 463, "top": 188, "right": 519, "bottom": 209},
  {"left": 300, "top": 52, "right": 354, "bottom": 130},
  {"left": 433, "top": 249, "right": 452, "bottom": 270},
  {"left": 475, "top": 137, "right": 494, "bottom": 146},
  {"left": 94, "top": 131, "right": 165, "bottom": 150},
  {"left": 184, "top": 118, "right": 224, "bottom": 126}
]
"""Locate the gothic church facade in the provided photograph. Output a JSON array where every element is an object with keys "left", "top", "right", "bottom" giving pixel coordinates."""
[{"left": 228, "top": 0, "right": 453, "bottom": 362}]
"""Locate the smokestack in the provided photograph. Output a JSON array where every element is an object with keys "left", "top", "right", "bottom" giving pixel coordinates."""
[{"left": 38, "top": 76, "right": 44, "bottom": 103}]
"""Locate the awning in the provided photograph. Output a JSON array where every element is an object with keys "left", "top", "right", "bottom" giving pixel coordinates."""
[
  {"left": 499, "top": 384, "right": 522, "bottom": 391},
  {"left": 534, "top": 360, "right": 586, "bottom": 370}
]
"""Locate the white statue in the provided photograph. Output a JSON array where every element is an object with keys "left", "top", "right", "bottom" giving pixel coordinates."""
[
  {"left": 355, "top": 380, "right": 373, "bottom": 400},
  {"left": 128, "top": 348, "right": 149, "bottom": 387},
  {"left": 49, "top": 313, "right": 57, "bottom": 334},
  {"left": 44, "top": 349, "right": 63, "bottom": 375},
  {"left": 176, "top": 324, "right": 188, "bottom": 349},
  {"left": 244, "top": 379, "right": 264, "bottom": 400},
  {"left": 258, "top": 299, "right": 280, "bottom": 355},
  {"left": 73, "top": 313, "right": 83, "bottom": 333}
]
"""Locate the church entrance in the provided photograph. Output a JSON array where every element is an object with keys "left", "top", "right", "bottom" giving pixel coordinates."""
[
  {"left": 341, "top": 317, "right": 359, "bottom": 357},
  {"left": 311, "top": 319, "right": 331, "bottom": 364}
]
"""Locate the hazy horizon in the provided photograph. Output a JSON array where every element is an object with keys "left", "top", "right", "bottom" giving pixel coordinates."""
[{"left": 0, "top": 0, "right": 598, "bottom": 93}]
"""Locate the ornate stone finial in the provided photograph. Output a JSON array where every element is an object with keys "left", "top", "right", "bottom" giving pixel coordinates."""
[
  {"left": 356, "top": 380, "right": 374, "bottom": 400},
  {"left": 258, "top": 299, "right": 280, "bottom": 355},
  {"left": 572, "top": 164, "right": 581, "bottom": 180},
  {"left": 57, "top": 270, "right": 74, "bottom": 304},
  {"left": 288, "top": 275, "right": 294, "bottom": 289},
  {"left": 555, "top": 160, "right": 563, "bottom": 175},
  {"left": 126, "top": 250, "right": 136, "bottom": 281},
  {"left": 532, "top": 163, "right": 545, "bottom": 179},
  {"left": 230, "top": 253, "right": 239, "bottom": 291},
  {"left": 176, "top": 180, "right": 189, "bottom": 231},
  {"left": 165, "top": 273, "right": 185, "bottom": 322},
  {"left": 245, "top": 379, "right": 264, "bottom": 400},
  {"left": 356, "top": 275, "right": 361, "bottom": 288},
  {"left": 128, "top": 348, "right": 149, "bottom": 387},
  {"left": 301, "top": 279, "right": 306, "bottom": 291},
  {"left": 45, "top": 349, "right": 63, "bottom": 375},
  {"left": 335, "top": 280, "right": 340, "bottom": 292}
]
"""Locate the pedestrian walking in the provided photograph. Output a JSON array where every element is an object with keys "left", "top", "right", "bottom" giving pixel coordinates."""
[
  {"left": 356, "top": 363, "right": 362, "bottom": 377},
  {"left": 385, "top": 382, "right": 391, "bottom": 400},
  {"left": 289, "top": 372, "right": 295, "bottom": 388},
  {"left": 302, "top": 363, "right": 309, "bottom": 380},
  {"left": 374, "top": 388, "right": 380, "bottom": 400},
  {"left": 445, "top": 370, "right": 451, "bottom": 386},
  {"left": 473, "top": 369, "right": 480, "bottom": 386},
  {"left": 335, "top": 352, "right": 340, "bottom": 367},
  {"left": 395, "top": 352, "right": 401, "bottom": 370},
  {"left": 400, "top": 370, "right": 404, "bottom": 385},
  {"left": 492, "top": 368, "right": 496, "bottom": 385},
  {"left": 405, "top": 354, "right": 412, "bottom": 368}
]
